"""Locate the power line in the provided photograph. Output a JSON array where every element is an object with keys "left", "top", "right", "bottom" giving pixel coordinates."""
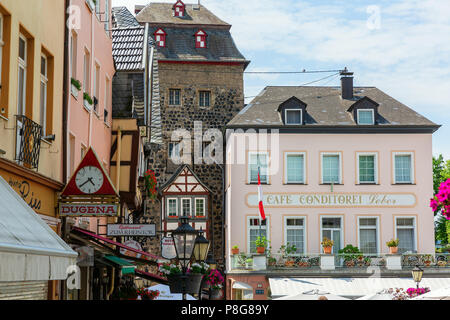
[{"left": 156, "top": 67, "right": 345, "bottom": 75}]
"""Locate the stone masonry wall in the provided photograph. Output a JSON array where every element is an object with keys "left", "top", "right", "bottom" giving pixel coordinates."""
[{"left": 139, "top": 62, "right": 245, "bottom": 267}]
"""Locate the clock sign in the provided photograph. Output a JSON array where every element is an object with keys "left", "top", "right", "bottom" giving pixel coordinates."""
[
  {"left": 61, "top": 147, "right": 118, "bottom": 197},
  {"left": 75, "top": 166, "right": 104, "bottom": 194}
]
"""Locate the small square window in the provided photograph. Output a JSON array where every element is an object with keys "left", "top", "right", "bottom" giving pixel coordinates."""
[
  {"left": 285, "top": 109, "right": 302, "bottom": 125},
  {"left": 357, "top": 109, "right": 375, "bottom": 125}
]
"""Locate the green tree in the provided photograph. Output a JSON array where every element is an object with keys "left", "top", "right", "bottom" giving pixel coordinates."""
[{"left": 433, "top": 155, "right": 450, "bottom": 245}]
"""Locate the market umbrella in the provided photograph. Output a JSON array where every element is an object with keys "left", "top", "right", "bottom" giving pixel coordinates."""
[
  {"left": 274, "top": 289, "right": 350, "bottom": 300},
  {"left": 146, "top": 284, "right": 197, "bottom": 300},
  {"left": 356, "top": 289, "right": 394, "bottom": 300},
  {"left": 411, "top": 286, "right": 450, "bottom": 300}
]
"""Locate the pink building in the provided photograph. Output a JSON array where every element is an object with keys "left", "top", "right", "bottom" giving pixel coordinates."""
[
  {"left": 65, "top": 0, "right": 114, "bottom": 233},
  {"left": 224, "top": 73, "right": 446, "bottom": 300}
]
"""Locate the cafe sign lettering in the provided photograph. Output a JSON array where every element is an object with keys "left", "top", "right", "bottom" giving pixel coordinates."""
[
  {"left": 246, "top": 193, "right": 417, "bottom": 208},
  {"left": 59, "top": 203, "right": 118, "bottom": 216},
  {"left": 107, "top": 224, "right": 156, "bottom": 237}
]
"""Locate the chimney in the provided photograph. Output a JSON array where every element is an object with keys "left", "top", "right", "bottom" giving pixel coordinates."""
[
  {"left": 340, "top": 68, "right": 354, "bottom": 100},
  {"left": 135, "top": 5, "right": 145, "bottom": 15}
]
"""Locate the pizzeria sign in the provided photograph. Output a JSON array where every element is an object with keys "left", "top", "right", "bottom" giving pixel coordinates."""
[{"left": 246, "top": 193, "right": 417, "bottom": 208}]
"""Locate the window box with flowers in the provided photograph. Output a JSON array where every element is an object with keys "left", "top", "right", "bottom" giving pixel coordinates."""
[
  {"left": 71, "top": 78, "right": 81, "bottom": 99},
  {"left": 83, "top": 92, "right": 93, "bottom": 111}
]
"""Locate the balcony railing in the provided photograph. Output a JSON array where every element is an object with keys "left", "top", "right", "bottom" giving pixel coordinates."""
[
  {"left": 15, "top": 115, "right": 43, "bottom": 169},
  {"left": 229, "top": 252, "right": 450, "bottom": 271}
]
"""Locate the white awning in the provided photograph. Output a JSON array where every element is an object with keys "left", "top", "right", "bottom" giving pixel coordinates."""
[
  {"left": 269, "top": 277, "right": 450, "bottom": 298},
  {"left": 0, "top": 176, "right": 78, "bottom": 282},
  {"left": 232, "top": 281, "right": 253, "bottom": 290}
]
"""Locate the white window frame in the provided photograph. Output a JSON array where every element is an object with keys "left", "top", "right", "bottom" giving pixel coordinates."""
[
  {"left": 357, "top": 109, "right": 375, "bottom": 125},
  {"left": 17, "top": 34, "right": 27, "bottom": 116},
  {"left": 357, "top": 152, "right": 378, "bottom": 184},
  {"left": 357, "top": 216, "right": 380, "bottom": 255},
  {"left": 284, "top": 216, "right": 306, "bottom": 255},
  {"left": 247, "top": 216, "right": 270, "bottom": 254},
  {"left": 285, "top": 109, "right": 303, "bottom": 125},
  {"left": 248, "top": 151, "right": 269, "bottom": 184},
  {"left": 321, "top": 152, "right": 342, "bottom": 184},
  {"left": 284, "top": 152, "right": 306, "bottom": 184},
  {"left": 393, "top": 152, "right": 414, "bottom": 184},
  {"left": 199, "top": 90, "right": 210, "bottom": 107},
  {"left": 40, "top": 54, "right": 48, "bottom": 135},
  {"left": 195, "top": 198, "right": 206, "bottom": 217},
  {"left": 167, "top": 197, "right": 178, "bottom": 218},
  {"left": 320, "top": 215, "right": 344, "bottom": 253},
  {"left": 394, "top": 216, "right": 417, "bottom": 253},
  {"left": 169, "top": 88, "right": 181, "bottom": 106},
  {"left": 181, "top": 198, "right": 191, "bottom": 217}
]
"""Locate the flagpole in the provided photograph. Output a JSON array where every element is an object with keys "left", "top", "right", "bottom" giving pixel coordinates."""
[{"left": 258, "top": 166, "right": 262, "bottom": 241}]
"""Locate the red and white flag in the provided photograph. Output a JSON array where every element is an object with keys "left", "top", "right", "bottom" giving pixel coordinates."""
[{"left": 257, "top": 169, "right": 266, "bottom": 221}]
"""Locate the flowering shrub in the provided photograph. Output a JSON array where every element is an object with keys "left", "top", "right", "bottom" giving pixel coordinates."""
[
  {"left": 144, "top": 170, "right": 157, "bottom": 200},
  {"left": 406, "top": 287, "right": 430, "bottom": 298},
  {"left": 137, "top": 288, "right": 160, "bottom": 300},
  {"left": 430, "top": 178, "right": 450, "bottom": 220},
  {"left": 205, "top": 269, "right": 224, "bottom": 290}
]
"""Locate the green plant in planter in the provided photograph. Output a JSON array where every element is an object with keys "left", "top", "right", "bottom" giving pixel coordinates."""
[
  {"left": 386, "top": 239, "right": 400, "bottom": 247},
  {"left": 338, "top": 244, "right": 363, "bottom": 262},
  {"left": 71, "top": 78, "right": 81, "bottom": 91},
  {"left": 278, "top": 243, "right": 297, "bottom": 261},
  {"left": 255, "top": 236, "right": 269, "bottom": 250},
  {"left": 83, "top": 92, "right": 93, "bottom": 105}
]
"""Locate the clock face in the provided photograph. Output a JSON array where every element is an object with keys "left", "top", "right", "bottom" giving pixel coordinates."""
[{"left": 75, "top": 166, "right": 104, "bottom": 194}]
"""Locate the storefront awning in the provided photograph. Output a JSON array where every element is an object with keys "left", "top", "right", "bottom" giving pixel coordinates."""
[
  {"left": 0, "top": 176, "right": 78, "bottom": 282},
  {"left": 269, "top": 277, "right": 450, "bottom": 298},
  {"left": 71, "top": 227, "right": 161, "bottom": 263},
  {"left": 104, "top": 255, "right": 136, "bottom": 275},
  {"left": 232, "top": 281, "right": 253, "bottom": 290}
]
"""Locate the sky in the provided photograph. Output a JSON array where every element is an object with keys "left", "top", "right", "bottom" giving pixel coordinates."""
[{"left": 112, "top": 0, "right": 450, "bottom": 159}]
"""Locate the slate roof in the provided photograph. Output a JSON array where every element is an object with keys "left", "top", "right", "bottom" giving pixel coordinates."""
[
  {"left": 227, "top": 86, "right": 439, "bottom": 130},
  {"left": 112, "top": 6, "right": 141, "bottom": 28},
  {"left": 136, "top": 3, "right": 230, "bottom": 27},
  {"left": 112, "top": 27, "right": 145, "bottom": 71},
  {"left": 149, "top": 26, "right": 248, "bottom": 65}
]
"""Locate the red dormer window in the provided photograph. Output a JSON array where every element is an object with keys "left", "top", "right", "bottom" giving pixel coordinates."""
[
  {"left": 154, "top": 28, "right": 167, "bottom": 47},
  {"left": 173, "top": 0, "right": 185, "bottom": 17},
  {"left": 195, "top": 29, "right": 207, "bottom": 48}
]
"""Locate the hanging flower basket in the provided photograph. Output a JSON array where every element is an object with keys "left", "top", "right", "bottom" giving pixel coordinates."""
[
  {"left": 167, "top": 274, "right": 204, "bottom": 294},
  {"left": 144, "top": 170, "right": 157, "bottom": 201}
]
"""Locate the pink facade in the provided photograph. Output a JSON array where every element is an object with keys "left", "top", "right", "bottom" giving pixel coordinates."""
[
  {"left": 66, "top": 0, "right": 114, "bottom": 232},
  {"left": 225, "top": 132, "right": 435, "bottom": 270}
]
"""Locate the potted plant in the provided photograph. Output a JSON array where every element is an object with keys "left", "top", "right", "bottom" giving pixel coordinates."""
[
  {"left": 83, "top": 92, "right": 93, "bottom": 110},
  {"left": 205, "top": 269, "right": 224, "bottom": 299},
  {"left": 278, "top": 243, "right": 297, "bottom": 267},
  {"left": 245, "top": 258, "right": 253, "bottom": 269},
  {"left": 267, "top": 257, "right": 277, "bottom": 267},
  {"left": 338, "top": 245, "right": 362, "bottom": 267},
  {"left": 71, "top": 78, "right": 81, "bottom": 98},
  {"left": 255, "top": 236, "right": 268, "bottom": 254},
  {"left": 137, "top": 288, "right": 160, "bottom": 300},
  {"left": 231, "top": 245, "right": 239, "bottom": 255},
  {"left": 386, "top": 239, "right": 400, "bottom": 254},
  {"left": 422, "top": 254, "right": 434, "bottom": 267},
  {"left": 321, "top": 237, "right": 334, "bottom": 254},
  {"left": 158, "top": 262, "right": 209, "bottom": 294}
]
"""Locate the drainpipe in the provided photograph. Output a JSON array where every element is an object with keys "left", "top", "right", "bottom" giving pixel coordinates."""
[{"left": 106, "top": 267, "right": 115, "bottom": 300}]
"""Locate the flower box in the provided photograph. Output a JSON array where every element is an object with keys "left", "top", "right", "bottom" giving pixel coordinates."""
[
  {"left": 71, "top": 84, "right": 79, "bottom": 99},
  {"left": 168, "top": 274, "right": 204, "bottom": 294}
]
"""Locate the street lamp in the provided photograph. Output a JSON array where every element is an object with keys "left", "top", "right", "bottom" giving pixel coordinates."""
[
  {"left": 171, "top": 216, "right": 198, "bottom": 273},
  {"left": 412, "top": 265, "right": 424, "bottom": 289},
  {"left": 193, "top": 228, "right": 210, "bottom": 263}
]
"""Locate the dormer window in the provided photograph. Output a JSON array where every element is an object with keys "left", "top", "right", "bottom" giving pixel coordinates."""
[
  {"left": 195, "top": 30, "right": 207, "bottom": 48},
  {"left": 154, "top": 28, "right": 167, "bottom": 47},
  {"left": 357, "top": 109, "right": 375, "bottom": 125},
  {"left": 278, "top": 96, "right": 307, "bottom": 126},
  {"left": 285, "top": 109, "right": 302, "bottom": 125},
  {"left": 173, "top": 0, "right": 186, "bottom": 17},
  {"left": 347, "top": 96, "right": 379, "bottom": 126}
]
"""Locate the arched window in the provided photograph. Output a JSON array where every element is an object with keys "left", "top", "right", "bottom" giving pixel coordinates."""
[
  {"left": 154, "top": 28, "right": 167, "bottom": 48},
  {"left": 173, "top": 0, "right": 185, "bottom": 17},
  {"left": 195, "top": 29, "right": 207, "bottom": 48}
]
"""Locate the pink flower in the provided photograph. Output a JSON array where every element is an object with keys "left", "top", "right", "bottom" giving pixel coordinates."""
[{"left": 430, "top": 199, "right": 439, "bottom": 211}]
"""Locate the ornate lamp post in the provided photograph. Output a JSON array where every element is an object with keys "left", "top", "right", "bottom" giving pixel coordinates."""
[
  {"left": 170, "top": 217, "right": 210, "bottom": 300},
  {"left": 411, "top": 265, "right": 424, "bottom": 289}
]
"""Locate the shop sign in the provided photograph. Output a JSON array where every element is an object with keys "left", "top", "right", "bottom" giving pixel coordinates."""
[
  {"left": 161, "top": 237, "right": 177, "bottom": 260},
  {"left": 120, "top": 240, "right": 144, "bottom": 259},
  {"left": 107, "top": 224, "right": 156, "bottom": 237},
  {"left": 59, "top": 203, "right": 118, "bottom": 216},
  {"left": 247, "top": 193, "right": 417, "bottom": 208}
]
